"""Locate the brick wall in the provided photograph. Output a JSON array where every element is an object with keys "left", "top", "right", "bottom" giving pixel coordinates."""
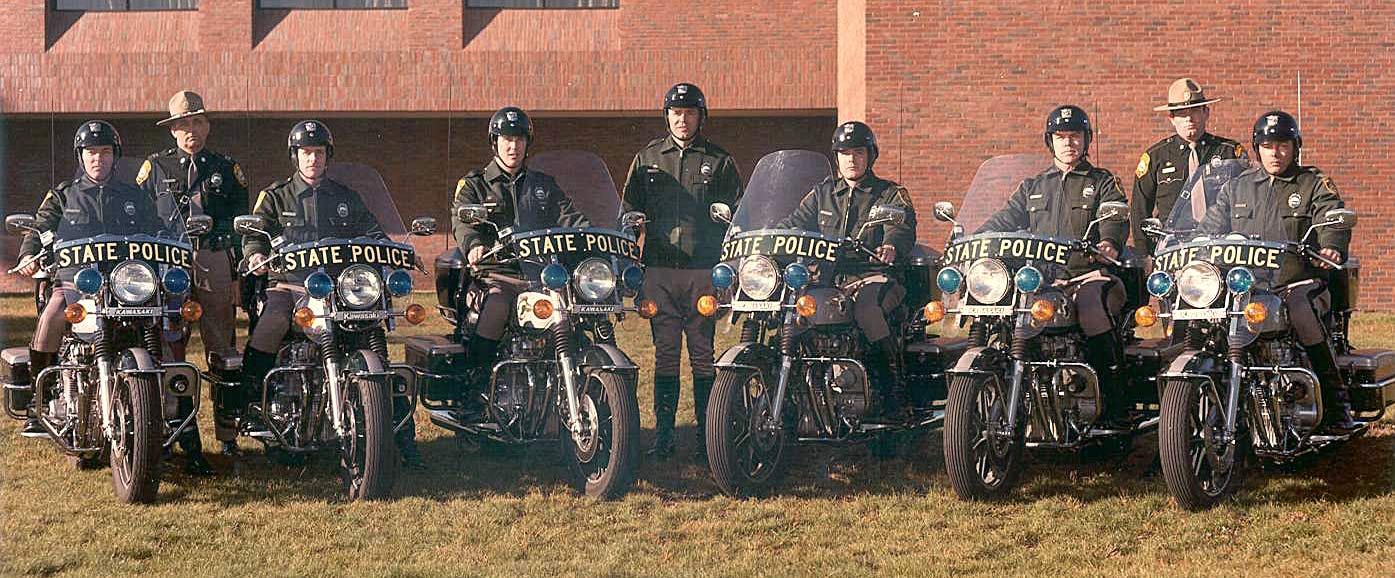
[{"left": 857, "top": 1, "right": 1395, "bottom": 309}]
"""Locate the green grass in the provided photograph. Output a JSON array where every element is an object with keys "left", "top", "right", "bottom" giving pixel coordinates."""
[{"left": 2, "top": 294, "right": 1394, "bottom": 577}]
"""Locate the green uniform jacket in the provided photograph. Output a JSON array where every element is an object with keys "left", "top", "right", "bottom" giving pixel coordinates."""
[
  {"left": 20, "top": 176, "right": 162, "bottom": 280},
  {"left": 621, "top": 135, "right": 743, "bottom": 269},
  {"left": 137, "top": 147, "right": 250, "bottom": 250},
  {"left": 243, "top": 173, "right": 384, "bottom": 282},
  {"left": 779, "top": 171, "right": 917, "bottom": 276},
  {"left": 1198, "top": 164, "right": 1350, "bottom": 286},
  {"left": 978, "top": 160, "right": 1128, "bottom": 276},
  {"left": 450, "top": 160, "right": 590, "bottom": 276},
  {"left": 1131, "top": 133, "right": 1245, "bottom": 255}
]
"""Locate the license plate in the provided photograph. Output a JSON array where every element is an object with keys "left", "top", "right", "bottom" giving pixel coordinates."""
[
  {"left": 1173, "top": 308, "right": 1227, "bottom": 321},
  {"left": 573, "top": 304, "right": 620, "bottom": 314},
  {"left": 733, "top": 300, "right": 781, "bottom": 312},
  {"left": 959, "top": 304, "right": 1013, "bottom": 316},
  {"left": 336, "top": 310, "right": 388, "bottom": 321},
  {"left": 104, "top": 306, "right": 162, "bottom": 317}
]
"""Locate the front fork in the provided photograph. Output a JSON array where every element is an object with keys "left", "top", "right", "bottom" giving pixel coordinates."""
[
  {"left": 554, "top": 309, "right": 586, "bottom": 441},
  {"left": 764, "top": 304, "right": 800, "bottom": 432}
]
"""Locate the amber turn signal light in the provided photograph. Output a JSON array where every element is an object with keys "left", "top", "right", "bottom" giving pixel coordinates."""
[
  {"left": 1030, "top": 299, "right": 1056, "bottom": 322},
  {"left": 637, "top": 299, "right": 658, "bottom": 319},
  {"left": 181, "top": 300, "right": 203, "bottom": 322},
  {"left": 63, "top": 303, "right": 86, "bottom": 324},
  {"left": 293, "top": 306, "right": 316, "bottom": 328},
  {"left": 795, "top": 295, "right": 817, "bottom": 317},
  {"left": 1244, "top": 302, "right": 1268, "bottom": 325},
  {"left": 404, "top": 303, "right": 427, "bottom": 325},
  {"left": 696, "top": 295, "right": 718, "bottom": 317},
  {"left": 923, "top": 301, "right": 946, "bottom": 323},
  {"left": 1134, "top": 306, "right": 1157, "bottom": 328}
]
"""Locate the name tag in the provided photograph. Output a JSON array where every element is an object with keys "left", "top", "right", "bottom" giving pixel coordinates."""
[{"left": 1161, "top": 166, "right": 1176, "bottom": 174}]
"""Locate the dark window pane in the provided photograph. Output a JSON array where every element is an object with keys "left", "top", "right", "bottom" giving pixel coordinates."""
[
  {"left": 129, "top": 0, "right": 198, "bottom": 8},
  {"left": 259, "top": 0, "right": 335, "bottom": 7},
  {"left": 55, "top": 0, "right": 199, "bottom": 9},
  {"left": 258, "top": 0, "right": 405, "bottom": 7},
  {"left": 334, "top": 0, "right": 406, "bottom": 6},
  {"left": 54, "top": 0, "right": 123, "bottom": 10},
  {"left": 466, "top": 0, "right": 617, "bottom": 7}
]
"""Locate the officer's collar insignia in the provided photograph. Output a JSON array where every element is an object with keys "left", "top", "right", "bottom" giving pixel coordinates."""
[
  {"left": 1287, "top": 193, "right": 1301, "bottom": 209},
  {"left": 337, "top": 203, "right": 350, "bottom": 218},
  {"left": 124, "top": 201, "right": 137, "bottom": 216},
  {"left": 1082, "top": 185, "right": 1096, "bottom": 198}
]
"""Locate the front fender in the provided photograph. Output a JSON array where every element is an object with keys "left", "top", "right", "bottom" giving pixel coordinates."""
[
  {"left": 580, "top": 343, "right": 638, "bottom": 372},
  {"left": 715, "top": 342, "right": 777, "bottom": 372},
  {"left": 1162, "top": 349, "right": 1225, "bottom": 379},
  {"left": 949, "top": 345, "right": 1005, "bottom": 375}
]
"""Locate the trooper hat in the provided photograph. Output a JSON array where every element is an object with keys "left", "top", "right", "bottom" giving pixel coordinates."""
[
  {"left": 1153, "top": 78, "right": 1222, "bottom": 112},
  {"left": 156, "top": 90, "right": 208, "bottom": 126}
]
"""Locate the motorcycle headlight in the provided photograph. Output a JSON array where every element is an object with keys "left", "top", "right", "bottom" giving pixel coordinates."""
[
  {"left": 305, "top": 271, "right": 335, "bottom": 299},
  {"left": 573, "top": 258, "right": 616, "bottom": 301},
  {"left": 387, "top": 269, "right": 414, "bottom": 297},
  {"left": 1177, "top": 262, "right": 1222, "bottom": 308},
  {"left": 1014, "top": 265, "right": 1043, "bottom": 293},
  {"left": 711, "top": 263, "right": 735, "bottom": 289},
  {"left": 966, "top": 258, "right": 1010, "bottom": 304},
  {"left": 738, "top": 256, "right": 779, "bottom": 300},
  {"left": 336, "top": 265, "right": 383, "bottom": 309},
  {"left": 936, "top": 267, "right": 963, "bottom": 294},
  {"left": 161, "top": 267, "right": 190, "bottom": 296},
  {"left": 110, "top": 261, "right": 157, "bottom": 305},
  {"left": 75, "top": 267, "right": 103, "bottom": 296},
  {"left": 783, "top": 263, "right": 810, "bottom": 290},
  {"left": 1146, "top": 270, "right": 1174, "bottom": 297},
  {"left": 1226, "top": 267, "right": 1254, "bottom": 294}
]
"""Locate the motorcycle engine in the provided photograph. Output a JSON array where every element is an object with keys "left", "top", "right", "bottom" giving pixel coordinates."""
[{"left": 1257, "top": 341, "right": 1320, "bottom": 439}]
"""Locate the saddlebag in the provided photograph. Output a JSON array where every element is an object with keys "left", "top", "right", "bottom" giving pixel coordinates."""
[
  {"left": 1, "top": 347, "right": 32, "bottom": 417},
  {"left": 1338, "top": 348, "right": 1395, "bottom": 416},
  {"left": 1328, "top": 258, "right": 1360, "bottom": 313},
  {"left": 405, "top": 335, "right": 468, "bottom": 402},
  {"left": 904, "top": 336, "right": 969, "bottom": 406}
]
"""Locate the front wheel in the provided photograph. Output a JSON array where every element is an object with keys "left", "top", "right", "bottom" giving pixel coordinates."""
[
  {"left": 110, "top": 374, "right": 162, "bottom": 504},
  {"left": 341, "top": 375, "right": 397, "bottom": 501},
  {"left": 705, "top": 368, "right": 786, "bottom": 497},
  {"left": 943, "top": 373, "right": 1022, "bottom": 501},
  {"left": 1159, "top": 378, "right": 1246, "bottom": 511},
  {"left": 563, "top": 371, "right": 638, "bottom": 499}
]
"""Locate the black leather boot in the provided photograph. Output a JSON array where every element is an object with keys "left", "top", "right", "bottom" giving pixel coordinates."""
[
  {"left": 240, "top": 347, "right": 278, "bottom": 435},
  {"left": 692, "top": 374, "right": 714, "bottom": 460},
  {"left": 20, "top": 350, "right": 55, "bottom": 438},
  {"left": 647, "top": 375, "right": 679, "bottom": 458},
  {"left": 1306, "top": 343, "right": 1358, "bottom": 434},
  {"left": 1084, "top": 333, "right": 1129, "bottom": 429},
  {"left": 394, "top": 397, "right": 423, "bottom": 469}
]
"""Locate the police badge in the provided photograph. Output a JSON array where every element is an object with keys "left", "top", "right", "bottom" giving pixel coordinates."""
[
  {"left": 337, "top": 203, "right": 350, "bottom": 218},
  {"left": 1288, "top": 193, "right": 1301, "bottom": 209},
  {"left": 534, "top": 187, "right": 547, "bottom": 201},
  {"left": 701, "top": 163, "right": 713, "bottom": 177},
  {"left": 1082, "top": 185, "right": 1095, "bottom": 199},
  {"left": 124, "top": 201, "right": 137, "bottom": 216}
]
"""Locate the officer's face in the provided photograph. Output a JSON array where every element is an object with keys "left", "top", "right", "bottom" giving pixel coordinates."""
[
  {"left": 1168, "top": 106, "right": 1209, "bottom": 142},
  {"left": 1050, "top": 131, "right": 1085, "bottom": 165},
  {"left": 296, "top": 146, "right": 328, "bottom": 181},
  {"left": 667, "top": 107, "right": 700, "bottom": 141},
  {"left": 494, "top": 135, "right": 527, "bottom": 171},
  {"left": 81, "top": 145, "right": 115, "bottom": 182},
  {"left": 1258, "top": 140, "right": 1296, "bottom": 175},
  {"left": 170, "top": 115, "right": 210, "bottom": 154},
  {"left": 836, "top": 147, "right": 869, "bottom": 181}
]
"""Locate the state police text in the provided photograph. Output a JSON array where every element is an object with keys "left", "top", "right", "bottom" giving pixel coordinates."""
[
  {"left": 721, "top": 235, "right": 838, "bottom": 262},
  {"left": 1155, "top": 244, "right": 1283, "bottom": 273},
  {"left": 515, "top": 232, "right": 640, "bottom": 260},
  {"left": 943, "top": 237, "right": 1071, "bottom": 266},
  {"left": 283, "top": 243, "right": 416, "bottom": 271},
  {"left": 57, "top": 240, "right": 193, "bottom": 268}
]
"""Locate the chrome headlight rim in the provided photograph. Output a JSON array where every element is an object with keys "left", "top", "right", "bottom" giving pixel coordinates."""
[
  {"left": 110, "top": 260, "right": 158, "bottom": 305},
  {"left": 738, "top": 255, "right": 779, "bottom": 301},
  {"left": 1178, "top": 262, "right": 1223, "bottom": 308},
  {"left": 966, "top": 258, "right": 1010, "bottom": 304},
  {"left": 573, "top": 258, "right": 616, "bottom": 302},
  {"left": 336, "top": 264, "right": 384, "bottom": 310}
]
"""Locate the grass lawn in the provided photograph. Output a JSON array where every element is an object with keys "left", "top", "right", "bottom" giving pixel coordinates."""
[{"left": 1, "top": 294, "right": 1393, "bottom": 577}]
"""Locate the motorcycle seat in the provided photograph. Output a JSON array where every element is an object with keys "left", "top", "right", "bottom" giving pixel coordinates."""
[{"left": 1338, "top": 349, "right": 1395, "bottom": 382}]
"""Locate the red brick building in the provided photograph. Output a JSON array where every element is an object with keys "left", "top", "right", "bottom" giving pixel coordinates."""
[{"left": 2, "top": 1, "right": 1392, "bottom": 308}]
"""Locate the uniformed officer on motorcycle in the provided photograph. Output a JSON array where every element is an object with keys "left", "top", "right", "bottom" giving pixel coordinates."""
[
  {"left": 239, "top": 120, "right": 423, "bottom": 466},
  {"left": 1197, "top": 110, "right": 1356, "bottom": 432},
  {"left": 780, "top": 121, "right": 917, "bottom": 419},
  {"left": 977, "top": 105, "right": 1131, "bottom": 424},
  {"left": 449, "top": 107, "right": 590, "bottom": 412},
  {"left": 14, "top": 121, "right": 161, "bottom": 436}
]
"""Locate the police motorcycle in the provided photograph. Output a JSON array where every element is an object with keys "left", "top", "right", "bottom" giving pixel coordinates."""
[
  {"left": 420, "top": 151, "right": 643, "bottom": 499},
  {"left": 225, "top": 163, "right": 434, "bottom": 501},
  {"left": 930, "top": 154, "right": 1169, "bottom": 501},
  {"left": 1136, "top": 159, "right": 1395, "bottom": 510},
  {"left": 2, "top": 159, "right": 209, "bottom": 504},
  {"left": 698, "top": 149, "right": 966, "bottom": 497}
]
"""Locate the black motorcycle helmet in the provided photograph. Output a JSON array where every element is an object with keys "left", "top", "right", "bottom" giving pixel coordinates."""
[
  {"left": 663, "top": 83, "right": 707, "bottom": 133},
  {"left": 1252, "top": 110, "right": 1302, "bottom": 154},
  {"left": 831, "top": 121, "right": 879, "bottom": 168},
  {"left": 73, "top": 120, "right": 123, "bottom": 160},
  {"left": 489, "top": 106, "right": 533, "bottom": 148},
  {"left": 287, "top": 120, "right": 334, "bottom": 162},
  {"left": 1043, "top": 105, "right": 1092, "bottom": 152}
]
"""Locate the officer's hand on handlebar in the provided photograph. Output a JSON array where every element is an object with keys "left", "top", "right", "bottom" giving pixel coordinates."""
[
  {"left": 467, "top": 245, "right": 487, "bottom": 266},
  {"left": 1093, "top": 240, "right": 1119, "bottom": 263},
  {"left": 1314, "top": 247, "right": 1344, "bottom": 269},
  {"left": 874, "top": 245, "right": 897, "bottom": 265},
  {"left": 15, "top": 255, "right": 40, "bottom": 277},
  {"left": 248, "top": 253, "right": 270, "bottom": 276}
]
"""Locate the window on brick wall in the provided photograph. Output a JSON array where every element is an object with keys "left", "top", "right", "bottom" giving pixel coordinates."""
[
  {"left": 258, "top": 0, "right": 407, "bottom": 8},
  {"left": 54, "top": 0, "right": 198, "bottom": 9},
  {"left": 465, "top": 0, "right": 619, "bottom": 8}
]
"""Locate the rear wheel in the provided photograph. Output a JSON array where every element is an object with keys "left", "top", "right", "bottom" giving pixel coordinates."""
[
  {"left": 110, "top": 374, "right": 162, "bottom": 504},
  {"left": 1159, "top": 378, "right": 1246, "bottom": 511},
  {"left": 706, "top": 368, "right": 786, "bottom": 497},
  {"left": 563, "top": 371, "right": 638, "bottom": 499},
  {"left": 943, "top": 373, "right": 1022, "bottom": 501}
]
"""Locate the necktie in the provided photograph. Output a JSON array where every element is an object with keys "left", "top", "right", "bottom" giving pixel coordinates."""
[
  {"left": 188, "top": 158, "right": 205, "bottom": 214},
  {"left": 1188, "top": 143, "right": 1207, "bottom": 222}
]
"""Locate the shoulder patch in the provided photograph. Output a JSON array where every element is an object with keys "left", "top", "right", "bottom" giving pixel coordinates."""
[
  {"left": 454, "top": 177, "right": 469, "bottom": 198},
  {"left": 233, "top": 163, "right": 248, "bottom": 188},
  {"left": 136, "top": 160, "right": 152, "bottom": 186},
  {"left": 252, "top": 190, "right": 272, "bottom": 213},
  {"left": 1234, "top": 144, "right": 1247, "bottom": 159},
  {"left": 1319, "top": 176, "right": 1338, "bottom": 194},
  {"left": 1135, "top": 152, "right": 1150, "bottom": 179}
]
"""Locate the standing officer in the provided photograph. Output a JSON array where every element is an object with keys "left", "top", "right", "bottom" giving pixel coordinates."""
[
  {"left": 451, "top": 106, "right": 589, "bottom": 410},
  {"left": 1132, "top": 78, "right": 1246, "bottom": 257},
  {"left": 1199, "top": 110, "right": 1355, "bottom": 432},
  {"left": 978, "top": 105, "right": 1130, "bottom": 424},
  {"left": 780, "top": 121, "right": 917, "bottom": 419},
  {"left": 137, "top": 90, "right": 249, "bottom": 472},
  {"left": 240, "top": 120, "right": 422, "bottom": 467},
  {"left": 621, "top": 83, "right": 744, "bottom": 459},
  {"left": 14, "top": 122, "right": 160, "bottom": 437}
]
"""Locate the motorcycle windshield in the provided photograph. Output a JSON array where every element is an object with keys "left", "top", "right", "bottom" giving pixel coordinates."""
[
  {"left": 322, "top": 163, "right": 408, "bottom": 242},
  {"left": 955, "top": 154, "right": 1053, "bottom": 234},
  {"left": 1158, "top": 158, "right": 1253, "bottom": 251},
  {"left": 528, "top": 150, "right": 620, "bottom": 229},
  {"left": 727, "top": 150, "right": 832, "bottom": 238},
  {"left": 53, "top": 158, "right": 193, "bottom": 282}
]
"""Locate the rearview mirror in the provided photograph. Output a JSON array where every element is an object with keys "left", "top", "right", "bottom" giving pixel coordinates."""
[
  {"left": 455, "top": 204, "right": 490, "bottom": 226},
  {"left": 621, "top": 211, "right": 647, "bottom": 229},
  {"left": 1097, "top": 201, "right": 1129, "bottom": 222},
  {"left": 709, "top": 203, "right": 733, "bottom": 225},
  {"left": 932, "top": 201, "right": 956, "bottom": 223},
  {"left": 410, "top": 217, "right": 438, "bottom": 236},
  {"left": 5, "top": 214, "right": 36, "bottom": 236},
  {"left": 1323, "top": 208, "right": 1357, "bottom": 231},
  {"left": 867, "top": 204, "right": 907, "bottom": 227},
  {"left": 185, "top": 215, "right": 213, "bottom": 237},
  {"left": 233, "top": 215, "right": 268, "bottom": 237}
]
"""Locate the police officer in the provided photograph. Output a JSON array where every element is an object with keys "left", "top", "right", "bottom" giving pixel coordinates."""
[
  {"left": 451, "top": 107, "right": 589, "bottom": 413},
  {"left": 780, "top": 121, "right": 917, "bottom": 419},
  {"left": 137, "top": 90, "right": 249, "bottom": 472},
  {"left": 1132, "top": 78, "right": 1246, "bottom": 257},
  {"left": 1199, "top": 110, "right": 1355, "bottom": 432},
  {"left": 240, "top": 120, "right": 423, "bottom": 467},
  {"left": 14, "top": 121, "right": 160, "bottom": 437},
  {"left": 621, "top": 83, "right": 743, "bottom": 459},
  {"left": 978, "top": 105, "right": 1130, "bottom": 423}
]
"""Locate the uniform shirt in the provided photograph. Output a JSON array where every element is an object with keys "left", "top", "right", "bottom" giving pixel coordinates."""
[
  {"left": 244, "top": 173, "right": 384, "bottom": 281},
  {"left": 450, "top": 159, "right": 590, "bottom": 275},
  {"left": 622, "top": 135, "right": 743, "bottom": 269},
  {"left": 978, "top": 160, "right": 1128, "bottom": 276},
  {"left": 1199, "top": 164, "right": 1349, "bottom": 286},
  {"left": 780, "top": 171, "right": 917, "bottom": 275},
  {"left": 1131, "top": 133, "right": 1245, "bottom": 255},
  {"left": 21, "top": 175, "right": 162, "bottom": 280},
  {"left": 137, "top": 147, "right": 249, "bottom": 247}
]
